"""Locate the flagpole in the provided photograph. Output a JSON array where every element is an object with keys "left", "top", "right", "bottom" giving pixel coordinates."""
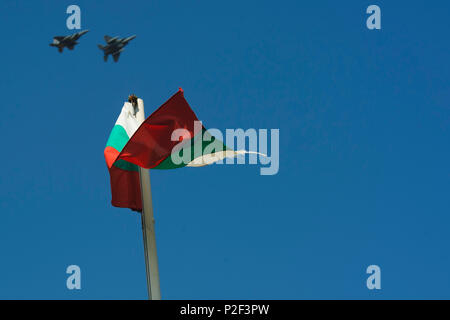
[{"left": 134, "top": 96, "right": 162, "bottom": 300}]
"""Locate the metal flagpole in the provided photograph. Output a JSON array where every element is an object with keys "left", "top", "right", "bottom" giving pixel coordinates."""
[{"left": 131, "top": 95, "right": 162, "bottom": 300}]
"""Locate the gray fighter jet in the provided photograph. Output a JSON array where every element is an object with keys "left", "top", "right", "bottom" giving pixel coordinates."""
[
  {"left": 97, "top": 35, "right": 136, "bottom": 62},
  {"left": 50, "top": 30, "right": 89, "bottom": 53}
]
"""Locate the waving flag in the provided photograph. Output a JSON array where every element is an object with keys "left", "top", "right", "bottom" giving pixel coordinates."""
[{"left": 104, "top": 89, "right": 244, "bottom": 211}]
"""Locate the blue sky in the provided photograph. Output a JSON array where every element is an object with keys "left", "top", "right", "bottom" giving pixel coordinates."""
[{"left": 0, "top": 0, "right": 449, "bottom": 299}]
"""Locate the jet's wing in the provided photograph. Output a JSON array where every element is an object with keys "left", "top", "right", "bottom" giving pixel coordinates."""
[
  {"left": 104, "top": 35, "right": 113, "bottom": 43},
  {"left": 72, "top": 30, "right": 88, "bottom": 40},
  {"left": 53, "top": 36, "right": 66, "bottom": 41},
  {"left": 112, "top": 52, "right": 121, "bottom": 62}
]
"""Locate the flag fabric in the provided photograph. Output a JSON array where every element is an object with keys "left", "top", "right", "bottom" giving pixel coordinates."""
[
  {"left": 104, "top": 89, "right": 244, "bottom": 211},
  {"left": 104, "top": 97, "right": 142, "bottom": 211}
]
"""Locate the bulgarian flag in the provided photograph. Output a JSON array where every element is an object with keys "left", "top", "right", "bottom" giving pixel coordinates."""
[{"left": 104, "top": 89, "right": 246, "bottom": 211}]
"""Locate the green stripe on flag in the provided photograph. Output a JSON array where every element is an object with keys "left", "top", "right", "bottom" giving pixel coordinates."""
[
  {"left": 154, "top": 129, "right": 228, "bottom": 169},
  {"left": 113, "top": 159, "right": 139, "bottom": 172},
  {"left": 106, "top": 125, "right": 129, "bottom": 152}
]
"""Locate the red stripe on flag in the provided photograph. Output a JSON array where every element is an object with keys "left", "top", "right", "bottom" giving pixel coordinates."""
[
  {"left": 108, "top": 165, "right": 142, "bottom": 211},
  {"left": 117, "top": 90, "right": 200, "bottom": 169},
  {"left": 104, "top": 146, "right": 120, "bottom": 169}
]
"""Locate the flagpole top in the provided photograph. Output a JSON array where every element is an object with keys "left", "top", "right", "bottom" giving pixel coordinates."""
[{"left": 128, "top": 94, "right": 138, "bottom": 107}]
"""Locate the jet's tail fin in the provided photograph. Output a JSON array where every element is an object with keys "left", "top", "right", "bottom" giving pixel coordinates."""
[{"left": 103, "top": 54, "right": 108, "bottom": 62}]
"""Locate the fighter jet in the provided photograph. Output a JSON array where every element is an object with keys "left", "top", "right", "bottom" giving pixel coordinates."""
[
  {"left": 49, "top": 30, "right": 89, "bottom": 53},
  {"left": 97, "top": 35, "right": 136, "bottom": 62}
]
